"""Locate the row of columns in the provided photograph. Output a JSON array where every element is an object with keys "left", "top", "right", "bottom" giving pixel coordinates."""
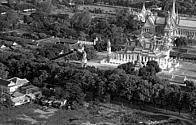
[
  {"left": 78, "top": 41, "right": 95, "bottom": 45},
  {"left": 177, "top": 29, "right": 196, "bottom": 37},
  {"left": 143, "top": 28, "right": 151, "bottom": 33},
  {"left": 109, "top": 53, "right": 156, "bottom": 63},
  {"left": 109, "top": 53, "right": 170, "bottom": 69}
]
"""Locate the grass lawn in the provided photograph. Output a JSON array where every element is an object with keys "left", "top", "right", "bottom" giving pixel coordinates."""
[
  {"left": 0, "top": 102, "right": 195, "bottom": 125},
  {"left": 171, "top": 62, "right": 196, "bottom": 79}
]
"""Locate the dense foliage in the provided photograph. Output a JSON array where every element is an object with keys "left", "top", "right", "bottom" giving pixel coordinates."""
[
  {"left": 0, "top": 46, "right": 195, "bottom": 114},
  {"left": 0, "top": 0, "right": 196, "bottom": 116}
]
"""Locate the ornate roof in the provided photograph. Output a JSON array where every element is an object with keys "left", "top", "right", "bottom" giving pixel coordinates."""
[{"left": 178, "top": 19, "right": 196, "bottom": 28}]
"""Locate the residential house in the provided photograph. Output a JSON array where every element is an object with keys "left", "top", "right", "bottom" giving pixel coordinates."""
[
  {"left": 0, "top": 77, "right": 29, "bottom": 94},
  {"left": 7, "top": 77, "right": 29, "bottom": 93},
  {"left": 19, "top": 85, "right": 42, "bottom": 99},
  {"left": 11, "top": 91, "right": 30, "bottom": 106}
]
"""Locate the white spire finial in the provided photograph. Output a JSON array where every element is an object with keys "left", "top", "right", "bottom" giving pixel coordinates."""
[
  {"left": 141, "top": 2, "right": 146, "bottom": 15},
  {"left": 171, "top": 0, "right": 176, "bottom": 19}
]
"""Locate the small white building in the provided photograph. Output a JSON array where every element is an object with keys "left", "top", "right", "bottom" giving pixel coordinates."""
[{"left": 0, "top": 77, "right": 29, "bottom": 94}]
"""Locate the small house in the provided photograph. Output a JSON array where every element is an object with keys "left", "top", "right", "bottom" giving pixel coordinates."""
[
  {"left": 19, "top": 85, "right": 42, "bottom": 99},
  {"left": 11, "top": 91, "right": 30, "bottom": 106},
  {"left": 0, "top": 77, "right": 29, "bottom": 94}
]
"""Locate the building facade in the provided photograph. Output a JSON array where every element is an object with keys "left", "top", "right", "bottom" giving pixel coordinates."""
[
  {"left": 101, "top": 34, "right": 178, "bottom": 71},
  {"left": 140, "top": 0, "right": 196, "bottom": 38}
]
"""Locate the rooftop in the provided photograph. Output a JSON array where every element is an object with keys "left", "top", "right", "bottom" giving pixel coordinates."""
[
  {"left": 0, "top": 78, "right": 10, "bottom": 86},
  {"left": 155, "top": 17, "right": 165, "bottom": 25},
  {"left": 170, "top": 75, "right": 187, "bottom": 84},
  {"left": 8, "top": 77, "right": 29, "bottom": 85},
  {"left": 179, "top": 19, "right": 196, "bottom": 28},
  {"left": 12, "top": 91, "right": 24, "bottom": 98}
]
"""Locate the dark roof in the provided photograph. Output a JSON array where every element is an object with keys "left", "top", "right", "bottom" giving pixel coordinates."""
[
  {"left": 0, "top": 79, "right": 10, "bottom": 86},
  {"left": 20, "top": 85, "right": 39, "bottom": 90},
  {"left": 59, "top": 38, "right": 77, "bottom": 44},
  {"left": 187, "top": 49, "right": 196, "bottom": 54},
  {"left": 170, "top": 75, "right": 186, "bottom": 84}
]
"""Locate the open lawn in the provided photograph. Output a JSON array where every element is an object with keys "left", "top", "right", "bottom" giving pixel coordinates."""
[
  {"left": 172, "top": 61, "right": 196, "bottom": 79},
  {"left": 0, "top": 102, "right": 195, "bottom": 125}
]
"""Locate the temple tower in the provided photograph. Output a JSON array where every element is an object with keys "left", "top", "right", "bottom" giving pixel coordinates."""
[
  {"left": 82, "top": 51, "right": 87, "bottom": 67},
  {"left": 107, "top": 39, "right": 111, "bottom": 55},
  {"left": 171, "top": 0, "right": 176, "bottom": 20},
  {"left": 164, "top": 12, "right": 173, "bottom": 36},
  {"left": 140, "top": 2, "right": 147, "bottom": 22}
]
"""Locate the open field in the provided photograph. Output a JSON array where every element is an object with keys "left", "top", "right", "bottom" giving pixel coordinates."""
[
  {"left": 0, "top": 101, "right": 195, "bottom": 125},
  {"left": 172, "top": 61, "right": 196, "bottom": 79}
]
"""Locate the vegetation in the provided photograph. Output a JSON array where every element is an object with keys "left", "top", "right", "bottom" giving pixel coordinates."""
[{"left": 0, "top": 0, "right": 196, "bottom": 122}]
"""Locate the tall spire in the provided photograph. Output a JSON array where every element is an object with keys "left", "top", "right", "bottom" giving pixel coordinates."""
[
  {"left": 171, "top": 0, "right": 176, "bottom": 19},
  {"left": 141, "top": 2, "right": 146, "bottom": 15},
  {"left": 166, "top": 11, "right": 171, "bottom": 26}
]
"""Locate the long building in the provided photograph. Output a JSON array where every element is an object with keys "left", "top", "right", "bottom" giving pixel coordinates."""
[{"left": 101, "top": 35, "right": 179, "bottom": 71}]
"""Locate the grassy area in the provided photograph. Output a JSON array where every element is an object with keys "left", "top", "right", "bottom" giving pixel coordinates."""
[{"left": 0, "top": 102, "right": 195, "bottom": 125}]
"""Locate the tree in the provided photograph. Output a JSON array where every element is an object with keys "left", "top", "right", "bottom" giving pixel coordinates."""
[
  {"left": 37, "top": 0, "right": 52, "bottom": 14},
  {"left": 6, "top": 10, "right": 19, "bottom": 29},
  {"left": 0, "top": 63, "right": 9, "bottom": 79},
  {"left": 84, "top": 45, "right": 98, "bottom": 60},
  {"left": 184, "top": 80, "right": 196, "bottom": 92},
  {"left": 71, "top": 10, "right": 92, "bottom": 31},
  {"left": 117, "top": 62, "right": 137, "bottom": 75},
  {"left": 146, "top": 60, "right": 161, "bottom": 73},
  {"left": 138, "top": 60, "right": 161, "bottom": 78},
  {"left": 173, "top": 37, "right": 188, "bottom": 48},
  {"left": 24, "top": 15, "right": 33, "bottom": 24},
  {"left": 65, "top": 82, "right": 85, "bottom": 104}
]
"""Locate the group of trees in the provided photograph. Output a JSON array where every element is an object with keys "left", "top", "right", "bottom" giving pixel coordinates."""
[
  {"left": 0, "top": 45, "right": 195, "bottom": 114},
  {"left": 173, "top": 37, "right": 188, "bottom": 48},
  {"left": 91, "top": 0, "right": 196, "bottom": 16}
]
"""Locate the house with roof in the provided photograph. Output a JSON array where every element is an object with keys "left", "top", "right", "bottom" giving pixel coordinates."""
[
  {"left": 10, "top": 91, "right": 30, "bottom": 106},
  {"left": 36, "top": 37, "right": 61, "bottom": 46},
  {"left": 19, "top": 85, "right": 42, "bottom": 100},
  {"left": 0, "top": 77, "right": 29, "bottom": 94},
  {"left": 0, "top": 77, "right": 43, "bottom": 106}
]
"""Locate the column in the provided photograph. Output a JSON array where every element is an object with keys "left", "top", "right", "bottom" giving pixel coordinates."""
[
  {"left": 142, "top": 56, "right": 145, "bottom": 62},
  {"left": 121, "top": 54, "right": 123, "bottom": 61}
]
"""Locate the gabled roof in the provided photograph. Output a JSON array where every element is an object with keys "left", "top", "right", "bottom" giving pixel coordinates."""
[
  {"left": 144, "top": 16, "right": 155, "bottom": 27},
  {"left": 36, "top": 37, "right": 61, "bottom": 44},
  {"left": 179, "top": 19, "right": 196, "bottom": 28},
  {"left": 0, "top": 79, "right": 10, "bottom": 86},
  {"left": 12, "top": 91, "right": 24, "bottom": 98},
  {"left": 155, "top": 17, "right": 165, "bottom": 25},
  {"left": 170, "top": 75, "right": 186, "bottom": 84},
  {"left": 8, "top": 77, "right": 29, "bottom": 85}
]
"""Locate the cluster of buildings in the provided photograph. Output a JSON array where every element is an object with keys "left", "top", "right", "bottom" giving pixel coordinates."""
[
  {"left": 139, "top": 0, "right": 196, "bottom": 38},
  {"left": 100, "top": 0, "right": 196, "bottom": 72},
  {"left": 0, "top": 77, "right": 42, "bottom": 106},
  {"left": 101, "top": 34, "right": 178, "bottom": 71}
]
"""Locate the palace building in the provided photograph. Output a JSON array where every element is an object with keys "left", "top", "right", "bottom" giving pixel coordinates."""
[
  {"left": 101, "top": 35, "right": 179, "bottom": 70},
  {"left": 99, "top": 40, "right": 180, "bottom": 70},
  {"left": 139, "top": 0, "right": 196, "bottom": 38}
]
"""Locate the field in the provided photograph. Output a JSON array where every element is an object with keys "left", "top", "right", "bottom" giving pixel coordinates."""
[
  {"left": 0, "top": 101, "right": 195, "bottom": 125},
  {"left": 172, "top": 61, "right": 196, "bottom": 79}
]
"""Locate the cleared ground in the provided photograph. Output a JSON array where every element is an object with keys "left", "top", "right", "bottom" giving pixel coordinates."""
[
  {"left": 172, "top": 61, "right": 196, "bottom": 79},
  {"left": 0, "top": 102, "right": 195, "bottom": 125}
]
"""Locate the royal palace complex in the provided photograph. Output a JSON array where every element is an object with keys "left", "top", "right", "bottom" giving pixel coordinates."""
[
  {"left": 101, "top": 0, "right": 195, "bottom": 70},
  {"left": 139, "top": 0, "right": 196, "bottom": 38}
]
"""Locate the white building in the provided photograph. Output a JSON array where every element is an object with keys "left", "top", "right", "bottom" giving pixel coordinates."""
[
  {"left": 0, "top": 77, "right": 29, "bottom": 94},
  {"left": 101, "top": 34, "right": 178, "bottom": 70}
]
